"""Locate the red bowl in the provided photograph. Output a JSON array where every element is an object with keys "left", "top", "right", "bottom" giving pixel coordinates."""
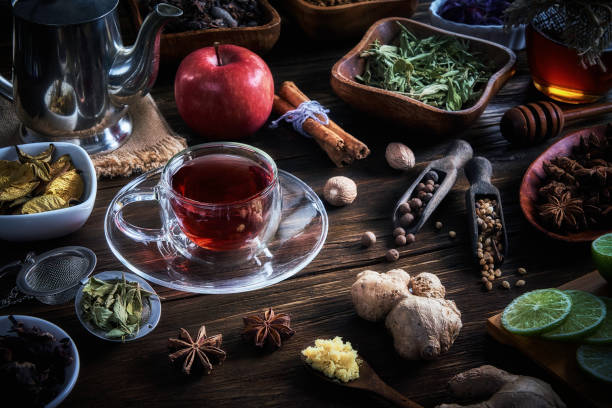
[{"left": 520, "top": 124, "right": 612, "bottom": 242}]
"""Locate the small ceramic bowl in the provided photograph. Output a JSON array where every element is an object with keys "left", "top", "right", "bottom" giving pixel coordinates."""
[
  {"left": 0, "top": 142, "right": 96, "bottom": 241},
  {"left": 520, "top": 124, "right": 612, "bottom": 242},
  {"left": 0, "top": 315, "right": 80, "bottom": 408},
  {"left": 272, "top": 0, "right": 418, "bottom": 40},
  {"left": 127, "top": 0, "right": 281, "bottom": 61},
  {"left": 331, "top": 18, "right": 516, "bottom": 138},
  {"left": 429, "top": 0, "right": 525, "bottom": 50},
  {"left": 74, "top": 271, "right": 161, "bottom": 342}
]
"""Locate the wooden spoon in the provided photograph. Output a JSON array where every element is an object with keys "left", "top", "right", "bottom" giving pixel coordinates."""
[{"left": 301, "top": 355, "right": 423, "bottom": 408}]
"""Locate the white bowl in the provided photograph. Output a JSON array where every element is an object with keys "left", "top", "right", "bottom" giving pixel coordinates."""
[
  {"left": 429, "top": 0, "right": 525, "bottom": 50},
  {"left": 0, "top": 315, "right": 80, "bottom": 408},
  {"left": 0, "top": 142, "right": 96, "bottom": 241}
]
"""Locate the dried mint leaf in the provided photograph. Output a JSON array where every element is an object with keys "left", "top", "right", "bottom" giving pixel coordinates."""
[
  {"left": 20, "top": 194, "right": 67, "bottom": 214},
  {"left": 15, "top": 143, "right": 55, "bottom": 164},
  {"left": 45, "top": 168, "right": 84, "bottom": 201}
]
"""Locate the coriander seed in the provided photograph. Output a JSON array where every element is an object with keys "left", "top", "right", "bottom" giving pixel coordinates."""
[
  {"left": 449, "top": 230, "right": 456, "bottom": 238},
  {"left": 517, "top": 267, "right": 527, "bottom": 275},
  {"left": 502, "top": 280, "right": 510, "bottom": 289},
  {"left": 485, "top": 281, "right": 493, "bottom": 291},
  {"left": 435, "top": 221, "right": 442, "bottom": 230},
  {"left": 516, "top": 280, "right": 526, "bottom": 287}
]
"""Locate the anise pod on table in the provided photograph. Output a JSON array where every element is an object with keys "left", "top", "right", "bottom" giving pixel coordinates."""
[
  {"left": 242, "top": 308, "right": 295, "bottom": 349},
  {"left": 168, "top": 325, "right": 226, "bottom": 375}
]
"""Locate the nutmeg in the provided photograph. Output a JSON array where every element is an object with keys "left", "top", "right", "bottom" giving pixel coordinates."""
[
  {"left": 385, "top": 143, "right": 415, "bottom": 171},
  {"left": 323, "top": 176, "right": 357, "bottom": 206}
]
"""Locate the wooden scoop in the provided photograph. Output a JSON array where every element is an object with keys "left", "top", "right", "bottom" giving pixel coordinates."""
[
  {"left": 392, "top": 139, "right": 473, "bottom": 234},
  {"left": 301, "top": 355, "right": 423, "bottom": 408},
  {"left": 500, "top": 100, "right": 612, "bottom": 145},
  {"left": 464, "top": 156, "right": 508, "bottom": 266}
]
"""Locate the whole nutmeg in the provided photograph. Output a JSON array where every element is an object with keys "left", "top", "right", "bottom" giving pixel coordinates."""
[
  {"left": 323, "top": 176, "right": 357, "bottom": 206},
  {"left": 361, "top": 231, "right": 376, "bottom": 247},
  {"left": 385, "top": 143, "right": 415, "bottom": 170}
]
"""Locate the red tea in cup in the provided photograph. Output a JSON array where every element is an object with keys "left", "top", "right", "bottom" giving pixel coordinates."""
[{"left": 169, "top": 153, "right": 277, "bottom": 251}]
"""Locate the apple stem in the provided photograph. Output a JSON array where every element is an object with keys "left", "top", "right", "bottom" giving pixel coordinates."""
[{"left": 214, "top": 42, "right": 223, "bottom": 66}]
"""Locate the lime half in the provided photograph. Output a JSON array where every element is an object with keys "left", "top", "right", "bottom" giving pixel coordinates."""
[
  {"left": 577, "top": 344, "right": 612, "bottom": 383},
  {"left": 502, "top": 289, "right": 572, "bottom": 336},
  {"left": 593, "top": 233, "right": 612, "bottom": 283},
  {"left": 584, "top": 297, "right": 612, "bottom": 344},
  {"left": 541, "top": 290, "right": 606, "bottom": 341}
]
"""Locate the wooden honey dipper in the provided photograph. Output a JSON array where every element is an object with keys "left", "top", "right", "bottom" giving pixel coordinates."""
[{"left": 500, "top": 100, "right": 612, "bottom": 145}]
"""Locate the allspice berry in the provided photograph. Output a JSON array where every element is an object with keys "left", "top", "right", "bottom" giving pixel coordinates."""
[
  {"left": 385, "top": 143, "right": 415, "bottom": 170},
  {"left": 395, "top": 234, "right": 407, "bottom": 246},
  {"left": 393, "top": 227, "right": 406, "bottom": 237},
  {"left": 400, "top": 212, "right": 415, "bottom": 227},
  {"left": 398, "top": 202, "right": 411, "bottom": 215},
  {"left": 409, "top": 198, "right": 422, "bottom": 211},
  {"left": 386, "top": 249, "right": 399, "bottom": 262},
  {"left": 323, "top": 176, "right": 357, "bottom": 206},
  {"left": 405, "top": 233, "right": 416, "bottom": 244},
  {"left": 361, "top": 231, "right": 376, "bottom": 247}
]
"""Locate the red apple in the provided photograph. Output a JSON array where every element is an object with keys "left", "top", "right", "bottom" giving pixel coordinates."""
[{"left": 174, "top": 44, "right": 274, "bottom": 140}]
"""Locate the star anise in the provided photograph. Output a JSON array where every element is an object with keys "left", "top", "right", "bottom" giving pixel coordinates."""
[
  {"left": 539, "top": 192, "right": 585, "bottom": 230},
  {"left": 242, "top": 308, "right": 295, "bottom": 348},
  {"left": 168, "top": 325, "right": 226, "bottom": 375}
]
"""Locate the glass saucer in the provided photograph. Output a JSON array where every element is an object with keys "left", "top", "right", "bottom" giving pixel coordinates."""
[{"left": 104, "top": 168, "right": 328, "bottom": 294}]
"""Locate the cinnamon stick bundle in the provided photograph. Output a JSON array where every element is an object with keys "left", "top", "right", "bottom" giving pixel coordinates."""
[{"left": 272, "top": 81, "right": 370, "bottom": 167}]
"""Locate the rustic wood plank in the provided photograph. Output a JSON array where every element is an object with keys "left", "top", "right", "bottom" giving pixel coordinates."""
[{"left": 0, "top": 1, "right": 608, "bottom": 407}]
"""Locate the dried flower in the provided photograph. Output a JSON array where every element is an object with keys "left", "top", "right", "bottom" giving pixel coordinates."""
[
  {"left": 539, "top": 192, "right": 585, "bottom": 230},
  {"left": 242, "top": 308, "right": 295, "bottom": 348}
]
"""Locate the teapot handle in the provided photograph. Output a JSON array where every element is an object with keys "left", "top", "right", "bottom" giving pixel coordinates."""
[{"left": 0, "top": 75, "right": 13, "bottom": 101}]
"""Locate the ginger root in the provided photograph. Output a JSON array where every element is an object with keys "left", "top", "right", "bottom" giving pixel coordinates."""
[
  {"left": 386, "top": 296, "right": 461, "bottom": 360},
  {"left": 351, "top": 270, "right": 462, "bottom": 360},
  {"left": 436, "top": 365, "right": 566, "bottom": 408},
  {"left": 351, "top": 269, "right": 411, "bottom": 322}
]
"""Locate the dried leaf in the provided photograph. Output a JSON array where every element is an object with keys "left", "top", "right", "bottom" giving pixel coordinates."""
[
  {"left": 0, "top": 181, "right": 39, "bottom": 201},
  {"left": 27, "top": 160, "right": 51, "bottom": 182},
  {"left": 15, "top": 144, "right": 55, "bottom": 164},
  {"left": 20, "top": 194, "right": 67, "bottom": 214},
  {"left": 45, "top": 169, "right": 84, "bottom": 201}
]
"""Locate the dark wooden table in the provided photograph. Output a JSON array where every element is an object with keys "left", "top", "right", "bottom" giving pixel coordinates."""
[{"left": 1, "top": 2, "right": 610, "bottom": 407}]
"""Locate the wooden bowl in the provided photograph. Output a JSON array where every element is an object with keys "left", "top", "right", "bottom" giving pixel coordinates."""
[
  {"left": 127, "top": 0, "right": 281, "bottom": 61},
  {"left": 272, "top": 0, "right": 417, "bottom": 40},
  {"left": 330, "top": 18, "right": 516, "bottom": 137},
  {"left": 520, "top": 124, "right": 612, "bottom": 242}
]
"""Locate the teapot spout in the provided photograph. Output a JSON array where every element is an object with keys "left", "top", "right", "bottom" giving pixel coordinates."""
[{"left": 109, "top": 3, "right": 182, "bottom": 105}]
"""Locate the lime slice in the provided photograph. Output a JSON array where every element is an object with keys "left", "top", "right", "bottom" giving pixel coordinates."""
[
  {"left": 502, "top": 289, "right": 572, "bottom": 335},
  {"left": 576, "top": 344, "right": 612, "bottom": 383},
  {"left": 541, "top": 290, "right": 606, "bottom": 341},
  {"left": 593, "top": 233, "right": 612, "bottom": 283},
  {"left": 584, "top": 297, "right": 612, "bottom": 344}
]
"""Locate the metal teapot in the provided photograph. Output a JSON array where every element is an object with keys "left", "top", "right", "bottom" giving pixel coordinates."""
[{"left": 0, "top": 0, "right": 182, "bottom": 154}]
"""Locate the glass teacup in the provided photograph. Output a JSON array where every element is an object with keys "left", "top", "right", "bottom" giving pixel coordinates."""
[{"left": 112, "top": 142, "right": 282, "bottom": 262}]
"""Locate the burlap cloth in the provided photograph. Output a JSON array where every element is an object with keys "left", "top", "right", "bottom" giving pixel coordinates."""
[{"left": 0, "top": 95, "right": 186, "bottom": 178}]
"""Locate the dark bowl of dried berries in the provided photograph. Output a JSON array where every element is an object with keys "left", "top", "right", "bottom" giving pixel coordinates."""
[
  {"left": 520, "top": 123, "right": 612, "bottom": 242},
  {"left": 0, "top": 315, "right": 79, "bottom": 408},
  {"left": 128, "top": 0, "right": 281, "bottom": 61}
]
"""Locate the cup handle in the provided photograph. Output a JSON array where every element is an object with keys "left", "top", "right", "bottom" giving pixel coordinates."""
[
  {"left": 0, "top": 75, "right": 13, "bottom": 101},
  {"left": 111, "top": 186, "right": 165, "bottom": 242}
]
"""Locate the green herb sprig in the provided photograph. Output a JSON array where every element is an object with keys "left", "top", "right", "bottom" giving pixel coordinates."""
[
  {"left": 355, "top": 24, "right": 492, "bottom": 111},
  {"left": 80, "top": 274, "right": 154, "bottom": 340}
]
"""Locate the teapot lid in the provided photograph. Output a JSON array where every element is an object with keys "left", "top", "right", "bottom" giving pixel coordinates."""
[{"left": 12, "top": 0, "right": 119, "bottom": 26}]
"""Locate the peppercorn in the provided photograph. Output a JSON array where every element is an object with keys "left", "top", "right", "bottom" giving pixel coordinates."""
[
  {"left": 405, "top": 233, "right": 416, "bottom": 244},
  {"left": 393, "top": 227, "right": 406, "bottom": 237},
  {"left": 409, "top": 198, "right": 422, "bottom": 211},
  {"left": 424, "top": 170, "right": 439, "bottom": 183},
  {"left": 361, "top": 231, "right": 376, "bottom": 247},
  {"left": 395, "top": 235, "right": 407, "bottom": 246},
  {"left": 400, "top": 212, "right": 415, "bottom": 227},
  {"left": 386, "top": 249, "right": 399, "bottom": 262}
]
